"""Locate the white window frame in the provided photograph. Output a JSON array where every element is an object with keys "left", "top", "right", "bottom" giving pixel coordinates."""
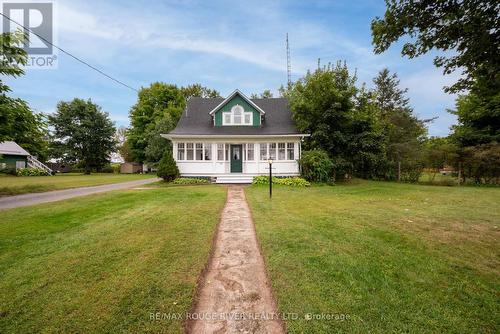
[
  {"left": 177, "top": 142, "right": 185, "bottom": 160},
  {"left": 287, "top": 142, "right": 295, "bottom": 160},
  {"left": 278, "top": 143, "right": 286, "bottom": 160},
  {"left": 269, "top": 143, "right": 277, "bottom": 160},
  {"left": 260, "top": 143, "right": 268, "bottom": 160},
  {"left": 247, "top": 143, "right": 254, "bottom": 161},
  {"left": 204, "top": 143, "right": 212, "bottom": 161},
  {"left": 222, "top": 104, "right": 254, "bottom": 126},
  {"left": 217, "top": 143, "right": 224, "bottom": 161},
  {"left": 186, "top": 143, "right": 194, "bottom": 160},
  {"left": 195, "top": 143, "right": 203, "bottom": 161}
]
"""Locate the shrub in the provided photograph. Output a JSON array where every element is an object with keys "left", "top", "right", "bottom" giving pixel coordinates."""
[
  {"left": 0, "top": 167, "right": 17, "bottom": 176},
  {"left": 156, "top": 150, "right": 179, "bottom": 181},
  {"left": 16, "top": 168, "right": 51, "bottom": 176},
  {"left": 252, "top": 176, "right": 310, "bottom": 187},
  {"left": 299, "top": 150, "right": 334, "bottom": 182},
  {"left": 172, "top": 177, "right": 210, "bottom": 185},
  {"left": 99, "top": 164, "right": 114, "bottom": 173}
]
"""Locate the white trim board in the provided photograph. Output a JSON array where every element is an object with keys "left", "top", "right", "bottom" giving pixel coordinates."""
[{"left": 208, "top": 89, "right": 266, "bottom": 115}]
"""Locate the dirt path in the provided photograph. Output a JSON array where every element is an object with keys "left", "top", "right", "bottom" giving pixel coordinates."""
[{"left": 188, "top": 186, "right": 284, "bottom": 334}]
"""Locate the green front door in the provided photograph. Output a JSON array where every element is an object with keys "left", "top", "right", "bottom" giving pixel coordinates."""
[{"left": 230, "top": 145, "right": 243, "bottom": 173}]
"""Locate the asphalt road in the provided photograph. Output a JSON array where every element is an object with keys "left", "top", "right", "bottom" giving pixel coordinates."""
[{"left": 0, "top": 177, "right": 161, "bottom": 210}]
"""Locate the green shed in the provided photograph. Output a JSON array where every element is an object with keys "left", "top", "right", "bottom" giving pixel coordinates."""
[{"left": 0, "top": 141, "right": 29, "bottom": 170}]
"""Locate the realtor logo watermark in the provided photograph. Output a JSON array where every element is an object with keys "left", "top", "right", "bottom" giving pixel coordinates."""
[{"left": 1, "top": 0, "right": 57, "bottom": 69}]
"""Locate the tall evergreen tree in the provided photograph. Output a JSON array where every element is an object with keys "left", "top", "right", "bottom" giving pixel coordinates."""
[{"left": 372, "top": 69, "right": 427, "bottom": 167}]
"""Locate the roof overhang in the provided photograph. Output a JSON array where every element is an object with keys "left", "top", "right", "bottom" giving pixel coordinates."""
[
  {"left": 208, "top": 89, "right": 266, "bottom": 116},
  {"left": 162, "top": 134, "right": 310, "bottom": 140}
]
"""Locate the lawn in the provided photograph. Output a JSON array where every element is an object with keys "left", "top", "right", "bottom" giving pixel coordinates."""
[
  {"left": 0, "top": 173, "right": 157, "bottom": 196},
  {"left": 0, "top": 185, "right": 226, "bottom": 333},
  {"left": 246, "top": 180, "right": 500, "bottom": 333}
]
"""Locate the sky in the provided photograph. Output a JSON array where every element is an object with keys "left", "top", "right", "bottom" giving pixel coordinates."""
[{"left": 3, "top": 0, "right": 460, "bottom": 136}]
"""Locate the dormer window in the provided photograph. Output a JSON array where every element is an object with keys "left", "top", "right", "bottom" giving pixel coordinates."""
[{"left": 222, "top": 104, "right": 253, "bottom": 126}]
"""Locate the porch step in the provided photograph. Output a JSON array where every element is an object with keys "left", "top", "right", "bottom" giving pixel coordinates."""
[{"left": 215, "top": 175, "right": 254, "bottom": 184}]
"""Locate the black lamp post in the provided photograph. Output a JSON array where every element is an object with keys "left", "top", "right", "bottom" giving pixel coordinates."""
[{"left": 268, "top": 159, "right": 273, "bottom": 198}]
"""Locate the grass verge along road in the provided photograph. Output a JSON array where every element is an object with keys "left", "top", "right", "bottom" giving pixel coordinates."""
[{"left": 0, "top": 173, "right": 156, "bottom": 196}]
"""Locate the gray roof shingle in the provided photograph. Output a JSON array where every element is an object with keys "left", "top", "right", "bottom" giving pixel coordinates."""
[
  {"left": 0, "top": 141, "right": 30, "bottom": 156},
  {"left": 168, "top": 97, "right": 302, "bottom": 136}
]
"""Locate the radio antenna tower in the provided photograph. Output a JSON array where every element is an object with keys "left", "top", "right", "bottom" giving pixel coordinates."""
[{"left": 286, "top": 33, "right": 291, "bottom": 87}]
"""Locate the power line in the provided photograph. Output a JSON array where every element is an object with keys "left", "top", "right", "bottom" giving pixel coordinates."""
[{"left": 0, "top": 12, "right": 138, "bottom": 92}]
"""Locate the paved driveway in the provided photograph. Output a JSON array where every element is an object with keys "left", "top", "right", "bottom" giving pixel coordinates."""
[{"left": 0, "top": 178, "right": 161, "bottom": 210}]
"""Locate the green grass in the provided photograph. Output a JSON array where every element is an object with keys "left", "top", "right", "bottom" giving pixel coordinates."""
[
  {"left": 0, "top": 173, "right": 156, "bottom": 196},
  {"left": 0, "top": 185, "right": 226, "bottom": 333},
  {"left": 246, "top": 180, "right": 500, "bottom": 333}
]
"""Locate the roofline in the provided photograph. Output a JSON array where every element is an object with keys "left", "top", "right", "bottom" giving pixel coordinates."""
[
  {"left": 0, "top": 151, "right": 29, "bottom": 156},
  {"left": 162, "top": 134, "right": 310, "bottom": 139},
  {"left": 208, "top": 89, "right": 266, "bottom": 115}
]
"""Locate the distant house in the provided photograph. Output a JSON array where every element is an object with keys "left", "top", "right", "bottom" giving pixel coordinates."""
[
  {"left": 0, "top": 141, "right": 52, "bottom": 172},
  {"left": 162, "top": 90, "right": 309, "bottom": 183}
]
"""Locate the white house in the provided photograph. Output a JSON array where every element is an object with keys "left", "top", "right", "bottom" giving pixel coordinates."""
[{"left": 162, "top": 90, "right": 309, "bottom": 183}]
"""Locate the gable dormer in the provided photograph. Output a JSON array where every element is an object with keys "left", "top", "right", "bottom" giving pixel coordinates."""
[{"left": 209, "top": 90, "right": 265, "bottom": 127}]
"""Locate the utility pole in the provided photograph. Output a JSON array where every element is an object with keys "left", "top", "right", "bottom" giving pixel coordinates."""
[{"left": 286, "top": 33, "right": 291, "bottom": 88}]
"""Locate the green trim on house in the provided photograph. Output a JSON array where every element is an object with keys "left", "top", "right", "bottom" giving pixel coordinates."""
[
  {"left": 214, "top": 95, "right": 261, "bottom": 127},
  {"left": 0, "top": 154, "right": 27, "bottom": 169}
]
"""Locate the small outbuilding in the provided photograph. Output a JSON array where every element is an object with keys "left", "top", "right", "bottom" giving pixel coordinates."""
[
  {"left": 0, "top": 141, "right": 29, "bottom": 170},
  {"left": 120, "top": 162, "right": 143, "bottom": 174}
]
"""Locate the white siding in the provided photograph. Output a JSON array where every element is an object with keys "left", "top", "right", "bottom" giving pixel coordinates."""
[{"left": 172, "top": 138, "right": 301, "bottom": 177}]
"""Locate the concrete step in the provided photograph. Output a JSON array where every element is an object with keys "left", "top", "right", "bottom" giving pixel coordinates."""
[{"left": 215, "top": 175, "right": 254, "bottom": 184}]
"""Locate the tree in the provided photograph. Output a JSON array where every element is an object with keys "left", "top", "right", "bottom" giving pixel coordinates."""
[
  {"left": 0, "top": 99, "right": 48, "bottom": 160},
  {"left": 49, "top": 98, "right": 116, "bottom": 174},
  {"left": 0, "top": 30, "right": 27, "bottom": 91},
  {"left": 156, "top": 149, "right": 179, "bottom": 181},
  {"left": 349, "top": 86, "right": 386, "bottom": 179},
  {"left": 423, "top": 137, "right": 459, "bottom": 182},
  {"left": 251, "top": 90, "right": 273, "bottom": 99},
  {"left": 181, "top": 84, "right": 221, "bottom": 99},
  {"left": 286, "top": 62, "right": 387, "bottom": 179},
  {"left": 449, "top": 93, "right": 500, "bottom": 147},
  {"left": 371, "top": 69, "right": 427, "bottom": 179},
  {"left": 144, "top": 112, "right": 180, "bottom": 165},
  {"left": 0, "top": 30, "right": 48, "bottom": 160},
  {"left": 128, "top": 83, "right": 185, "bottom": 162},
  {"left": 372, "top": 0, "right": 499, "bottom": 94},
  {"left": 119, "top": 140, "right": 134, "bottom": 163}
]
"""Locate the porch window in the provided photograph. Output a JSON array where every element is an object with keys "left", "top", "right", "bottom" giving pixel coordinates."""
[
  {"left": 217, "top": 144, "right": 224, "bottom": 161},
  {"left": 287, "top": 143, "right": 295, "bottom": 160},
  {"left": 278, "top": 143, "right": 286, "bottom": 160},
  {"left": 177, "top": 143, "right": 185, "bottom": 160},
  {"left": 195, "top": 143, "right": 203, "bottom": 160},
  {"left": 204, "top": 143, "right": 212, "bottom": 161},
  {"left": 269, "top": 143, "right": 276, "bottom": 160},
  {"left": 247, "top": 143, "right": 254, "bottom": 160},
  {"left": 186, "top": 143, "right": 194, "bottom": 160},
  {"left": 225, "top": 144, "right": 229, "bottom": 161},
  {"left": 260, "top": 143, "right": 267, "bottom": 160}
]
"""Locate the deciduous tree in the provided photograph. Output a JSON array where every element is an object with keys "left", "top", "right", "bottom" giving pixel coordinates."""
[
  {"left": 128, "top": 83, "right": 185, "bottom": 162},
  {"left": 49, "top": 99, "right": 116, "bottom": 174}
]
